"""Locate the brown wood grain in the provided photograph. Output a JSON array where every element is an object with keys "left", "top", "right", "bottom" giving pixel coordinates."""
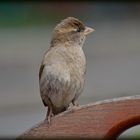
[{"left": 19, "top": 95, "right": 140, "bottom": 140}]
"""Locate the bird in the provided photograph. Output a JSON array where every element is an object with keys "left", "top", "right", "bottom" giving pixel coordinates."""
[{"left": 39, "top": 17, "right": 94, "bottom": 123}]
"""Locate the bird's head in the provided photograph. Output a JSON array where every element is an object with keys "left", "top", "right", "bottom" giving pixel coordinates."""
[{"left": 51, "top": 17, "right": 94, "bottom": 47}]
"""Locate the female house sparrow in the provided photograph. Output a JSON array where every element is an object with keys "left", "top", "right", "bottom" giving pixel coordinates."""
[{"left": 39, "top": 17, "right": 94, "bottom": 123}]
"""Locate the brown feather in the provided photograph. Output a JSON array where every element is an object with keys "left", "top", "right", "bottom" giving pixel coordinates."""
[{"left": 39, "top": 64, "right": 44, "bottom": 80}]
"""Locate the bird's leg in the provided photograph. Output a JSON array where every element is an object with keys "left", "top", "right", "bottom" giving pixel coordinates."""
[
  {"left": 46, "top": 106, "right": 53, "bottom": 124},
  {"left": 45, "top": 107, "right": 50, "bottom": 123},
  {"left": 72, "top": 100, "right": 79, "bottom": 107}
]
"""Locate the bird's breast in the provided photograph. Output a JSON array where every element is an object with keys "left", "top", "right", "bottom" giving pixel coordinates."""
[{"left": 60, "top": 46, "right": 86, "bottom": 77}]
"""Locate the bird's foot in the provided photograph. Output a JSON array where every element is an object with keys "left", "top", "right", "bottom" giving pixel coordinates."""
[
  {"left": 47, "top": 115, "right": 51, "bottom": 124},
  {"left": 71, "top": 101, "right": 80, "bottom": 110},
  {"left": 46, "top": 113, "right": 54, "bottom": 124},
  {"left": 72, "top": 101, "right": 79, "bottom": 107}
]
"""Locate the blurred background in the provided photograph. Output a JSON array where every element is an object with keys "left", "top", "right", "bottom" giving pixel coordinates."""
[{"left": 0, "top": 1, "right": 140, "bottom": 138}]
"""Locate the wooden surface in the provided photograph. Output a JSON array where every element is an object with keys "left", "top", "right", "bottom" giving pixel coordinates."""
[{"left": 19, "top": 95, "right": 140, "bottom": 139}]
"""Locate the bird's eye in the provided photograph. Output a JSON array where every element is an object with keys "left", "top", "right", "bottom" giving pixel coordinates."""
[{"left": 77, "top": 28, "right": 81, "bottom": 32}]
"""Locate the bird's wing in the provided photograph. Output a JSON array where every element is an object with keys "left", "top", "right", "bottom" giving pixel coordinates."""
[
  {"left": 39, "top": 58, "right": 70, "bottom": 107},
  {"left": 39, "top": 64, "right": 44, "bottom": 81},
  {"left": 39, "top": 64, "right": 48, "bottom": 106}
]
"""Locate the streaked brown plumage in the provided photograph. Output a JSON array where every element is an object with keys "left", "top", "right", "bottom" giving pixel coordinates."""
[{"left": 39, "top": 17, "right": 94, "bottom": 123}]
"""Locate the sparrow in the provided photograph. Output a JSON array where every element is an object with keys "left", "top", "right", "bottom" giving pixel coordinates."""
[{"left": 39, "top": 17, "right": 94, "bottom": 123}]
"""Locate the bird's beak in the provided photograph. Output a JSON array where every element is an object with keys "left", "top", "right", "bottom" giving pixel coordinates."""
[{"left": 84, "top": 26, "right": 95, "bottom": 35}]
